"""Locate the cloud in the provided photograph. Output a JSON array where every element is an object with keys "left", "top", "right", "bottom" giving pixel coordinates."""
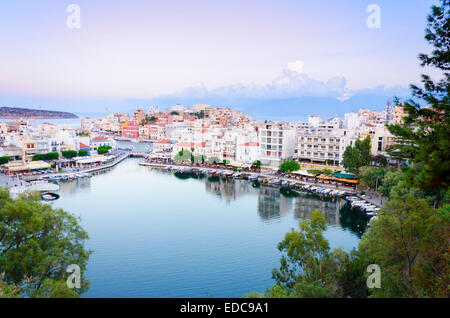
[
  {"left": 285, "top": 60, "right": 305, "bottom": 74},
  {"left": 172, "top": 60, "right": 350, "bottom": 100}
]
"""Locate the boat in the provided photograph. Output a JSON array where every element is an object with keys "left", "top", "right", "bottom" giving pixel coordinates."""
[
  {"left": 268, "top": 178, "right": 281, "bottom": 186},
  {"left": 41, "top": 192, "right": 60, "bottom": 201},
  {"left": 257, "top": 176, "right": 267, "bottom": 183},
  {"left": 248, "top": 174, "right": 258, "bottom": 181}
]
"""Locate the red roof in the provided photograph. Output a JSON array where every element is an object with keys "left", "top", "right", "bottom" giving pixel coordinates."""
[
  {"left": 157, "top": 139, "right": 172, "bottom": 144},
  {"left": 92, "top": 136, "right": 109, "bottom": 141},
  {"left": 79, "top": 142, "right": 90, "bottom": 148}
]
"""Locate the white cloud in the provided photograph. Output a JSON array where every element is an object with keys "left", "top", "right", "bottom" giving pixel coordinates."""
[
  {"left": 285, "top": 60, "right": 304, "bottom": 74},
  {"left": 173, "top": 60, "right": 350, "bottom": 100}
]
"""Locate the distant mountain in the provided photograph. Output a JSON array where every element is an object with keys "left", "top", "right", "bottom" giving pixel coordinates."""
[{"left": 0, "top": 107, "right": 78, "bottom": 119}]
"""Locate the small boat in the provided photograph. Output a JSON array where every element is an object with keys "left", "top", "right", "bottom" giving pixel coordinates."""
[
  {"left": 41, "top": 192, "right": 60, "bottom": 201},
  {"left": 268, "top": 178, "right": 281, "bottom": 186},
  {"left": 257, "top": 176, "right": 266, "bottom": 183},
  {"left": 248, "top": 174, "right": 258, "bottom": 181}
]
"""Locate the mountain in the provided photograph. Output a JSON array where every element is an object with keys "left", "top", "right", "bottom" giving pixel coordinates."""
[{"left": 0, "top": 107, "right": 78, "bottom": 119}]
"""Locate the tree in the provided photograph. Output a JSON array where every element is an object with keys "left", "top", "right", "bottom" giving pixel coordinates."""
[
  {"left": 263, "top": 210, "right": 368, "bottom": 298},
  {"left": 342, "top": 136, "right": 372, "bottom": 175},
  {"left": 78, "top": 150, "right": 88, "bottom": 157},
  {"left": 97, "top": 145, "right": 112, "bottom": 155},
  {"left": 32, "top": 152, "right": 59, "bottom": 161},
  {"left": 372, "top": 155, "right": 388, "bottom": 167},
  {"left": 359, "top": 167, "right": 386, "bottom": 190},
  {"left": 387, "top": 0, "right": 450, "bottom": 204},
  {"left": 44, "top": 152, "right": 59, "bottom": 160},
  {"left": 0, "top": 189, "right": 91, "bottom": 297},
  {"left": 174, "top": 149, "right": 192, "bottom": 163},
  {"left": 358, "top": 195, "right": 450, "bottom": 297},
  {"left": 0, "top": 156, "right": 11, "bottom": 165},
  {"left": 280, "top": 161, "right": 300, "bottom": 173},
  {"left": 252, "top": 160, "right": 261, "bottom": 168},
  {"left": 379, "top": 169, "right": 403, "bottom": 198},
  {"left": 61, "top": 150, "right": 78, "bottom": 159}
]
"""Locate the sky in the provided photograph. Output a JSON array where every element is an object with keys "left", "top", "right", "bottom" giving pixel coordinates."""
[{"left": 0, "top": 0, "right": 441, "bottom": 116}]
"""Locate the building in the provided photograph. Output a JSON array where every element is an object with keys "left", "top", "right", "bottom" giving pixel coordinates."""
[
  {"left": 258, "top": 123, "right": 296, "bottom": 167},
  {"left": 296, "top": 132, "right": 344, "bottom": 166},
  {"left": 133, "top": 109, "right": 146, "bottom": 124},
  {"left": 122, "top": 121, "right": 140, "bottom": 138},
  {"left": 236, "top": 142, "right": 259, "bottom": 164}
]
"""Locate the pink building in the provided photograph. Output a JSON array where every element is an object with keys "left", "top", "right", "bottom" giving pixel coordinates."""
[{"left": 122, "top": 121, "right": 139, "bottom": 138}]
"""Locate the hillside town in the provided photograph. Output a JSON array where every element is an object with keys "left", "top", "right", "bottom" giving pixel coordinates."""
[{"left": 0, "top": 103, "right": 407, "bottom": 178}]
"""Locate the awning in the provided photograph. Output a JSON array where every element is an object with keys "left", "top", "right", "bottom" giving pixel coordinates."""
[
  {"left": 317, "top": 175, "right": 359, "bottom": 184},
  {"left": 75, "top": 155, "right": 115, "bottom": 164},
  {"left": 290, "top": 170, "right": 315, "bottom": 177},
  {"left": 27, "top": 161, "right": 51, "bottom": 170}
]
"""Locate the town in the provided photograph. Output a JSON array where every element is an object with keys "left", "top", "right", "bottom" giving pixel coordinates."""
[{"left": 0, "top": 103, "right": 406, "bottom": 183}]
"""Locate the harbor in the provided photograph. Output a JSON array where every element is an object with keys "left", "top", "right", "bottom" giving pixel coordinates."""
[{"left": 139, "top": 162, "right": 382, "bottom": 220}]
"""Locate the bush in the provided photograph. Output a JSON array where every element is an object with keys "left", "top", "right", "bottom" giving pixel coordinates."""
[
  {"left": 280, "top": 161, "right": 300, "bottom": 172},
  {"left": 97, "top": 145, "right": 112, "bottom": 155},
  {"left": 32, "top": 152, "right": 59, "bottom": 161},
  {"left": 78, "top": 150, "right": 89, "bottom": 157},
  {"left": 62, "top": 150, "right": 78, "bottom": 159},
  {"left": 0, "top": 156, "right": 11, "bottom": 165}
]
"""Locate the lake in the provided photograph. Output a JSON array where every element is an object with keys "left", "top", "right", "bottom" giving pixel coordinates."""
[{"left": 52, "top": 158, "right": 367, "bottom": 298}]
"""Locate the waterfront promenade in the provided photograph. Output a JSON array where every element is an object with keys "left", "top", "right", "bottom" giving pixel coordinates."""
[{"left": 139, "top": 162, "right": 363, "bottom": 199}]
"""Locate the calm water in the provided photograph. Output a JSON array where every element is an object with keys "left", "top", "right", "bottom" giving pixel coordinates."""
[{"left": 52, "top": 158, "right": 366, "bottom": 298}]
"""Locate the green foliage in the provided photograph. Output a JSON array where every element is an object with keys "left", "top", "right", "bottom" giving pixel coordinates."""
[
  {"left": 387, "top": 0, "right": 450, "bottom": 204},
  {"left": 323, "top": 169, "right": 332, "bottom": 176},
  {"left": 252, "top": 160, "right": 261, "bottom": 168},
  {"left": 379, "top": 169, "right": 403, "bottom": 197},
  {"left": 280, "top": 161, "right": 300, "bottom": 172},
  {"left": 342, "top": 136, "right": 372, "bottom": 175},
  {"left": 0, "top": 188, "right": 91, "bottom": 297},
  {"left": 307, "top": 169, "right": 322, "bottom": 175},
  {"left": 193, "top": 110, "right": 205, "bottom": 119},
  {"left": 77, "top": 150, "right": 89, "bottom": 157},
  {"left": 76, "top": 131, "right": 89, "bottom": 137},
  {"left": 359, "top": 167, "right": 386, "bottom": 190},
  {"left": 61, "top": 150, "right": 78, "bottom": 159},
  {"left": 97, "top": 145, "right": 112, "bottom": 155},
  {"left": 263, "top": 210, "right": 368, "bottom": 298},
  {"left": 32, "top": 152, "right": 59, "bottom": 161},
  {"left": 174, "top": 149, "right": 192, "bottom": 163},
  {"left": 170, "top": 111, "right": 179, "bottom": 116},
  {"left": 0, "top": 156, "right": 11, "bottom": 165},
  {"left": 358, "top": 195, "right": 450, "bottom": 297}
]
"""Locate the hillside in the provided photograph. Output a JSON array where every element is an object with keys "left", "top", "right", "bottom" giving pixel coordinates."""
[{"left": 0, "top": 107, "right": 78, "bottom": 119}]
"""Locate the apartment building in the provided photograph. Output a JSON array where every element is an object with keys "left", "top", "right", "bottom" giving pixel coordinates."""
[
  {"left": 258, "top": 123, "right": 296, "bottom": 167},
  {"left": 296, "top": 132, "right": 343, "bottom": 166}
]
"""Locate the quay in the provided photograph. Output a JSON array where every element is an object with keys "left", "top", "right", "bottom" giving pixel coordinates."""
[{"left": 139, "top": 162, "right": 359, "bottom": 195}]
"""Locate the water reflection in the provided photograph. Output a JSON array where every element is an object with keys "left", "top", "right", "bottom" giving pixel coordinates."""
[
  {"left": 58, "top": 166, "right": 368, "bottom": 237},
  {"left": 53, "top": 159, "right": 364, "bottom": 297},
  {"left": 168, "top": 170, "right": 368, "bottom": 236}
]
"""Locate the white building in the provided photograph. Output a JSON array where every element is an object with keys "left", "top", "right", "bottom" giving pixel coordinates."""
[{"left": 259, "top": 123, "right": 296, "bottom": 167}]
